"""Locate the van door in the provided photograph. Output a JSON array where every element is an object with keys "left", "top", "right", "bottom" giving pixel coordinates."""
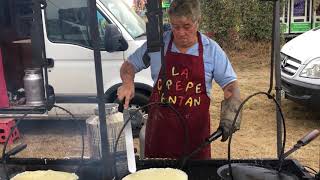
[
  {"left": 46, "top": 0, "right": 123, "bottom": 95},
  {"left": 290, "top": 0, "right": 313, "bottom": 33},
  {"left": 43, "top": 0, "right": 125, "bottom": 101}
]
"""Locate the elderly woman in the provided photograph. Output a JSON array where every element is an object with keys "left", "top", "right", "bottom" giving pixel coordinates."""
[{"left": 117, "top": 0, "right": 241, "bottom": 159}]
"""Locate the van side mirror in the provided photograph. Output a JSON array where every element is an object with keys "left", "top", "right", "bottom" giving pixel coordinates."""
[{"left": 104, "top": 24, "right": 128, "bottom": 52}]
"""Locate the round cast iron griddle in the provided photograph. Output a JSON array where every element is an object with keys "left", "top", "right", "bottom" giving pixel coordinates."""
[{"left": 217, "top": 163, "right": 299, "bottom": 180}]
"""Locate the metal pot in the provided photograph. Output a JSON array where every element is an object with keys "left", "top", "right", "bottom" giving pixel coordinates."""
[
  {"left": 23, "top": 68, "right": 45, "bottom": 106},
  {"left": 217, "top": 163, "right": 299, "bottom": 180},
  {"left": 217, "top": 130, "right": 320, "bottom": 180}
]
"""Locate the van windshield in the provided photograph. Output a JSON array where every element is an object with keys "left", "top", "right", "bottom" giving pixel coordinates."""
[{"left": 100, "top": 0, "right": 146, "bottom": 39}]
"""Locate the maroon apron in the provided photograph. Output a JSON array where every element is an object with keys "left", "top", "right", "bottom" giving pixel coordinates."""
[{"left": 145, "top": 32, "right": 211, "bottom": 159}]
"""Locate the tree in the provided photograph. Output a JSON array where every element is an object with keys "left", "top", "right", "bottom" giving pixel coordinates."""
[{"left": 200, "top": 0, "right": 274, "bottom": 48}]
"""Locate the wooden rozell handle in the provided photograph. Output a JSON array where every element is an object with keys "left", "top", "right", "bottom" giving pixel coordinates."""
[{"left": 297, "top": 129, "right": 320, "bottom": 146}]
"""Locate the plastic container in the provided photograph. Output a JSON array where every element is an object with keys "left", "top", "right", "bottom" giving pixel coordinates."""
[
  {"left": 86, "top": 103, "right": 128, "bottom": 177},
  {"left": 139, "top": 114, "right": 148, "bottom": 159}
]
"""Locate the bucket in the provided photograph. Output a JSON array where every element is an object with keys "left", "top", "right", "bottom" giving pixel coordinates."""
[{"left": 86, "top": 103, "right": 128, "bottom": 177}]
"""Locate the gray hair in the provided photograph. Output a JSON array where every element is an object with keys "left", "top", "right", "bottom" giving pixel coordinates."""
[{"left": 168, "top": 0, "right": 201, "bottom": 22}]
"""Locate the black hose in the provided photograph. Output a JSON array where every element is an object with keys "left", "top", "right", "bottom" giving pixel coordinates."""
[
  {"left": 113, "top": 101, "right": 189, "bottom": 179},
  {"left": 226, "top": 92, "right": 287, "bottom": 180},
  {"left": 0, "top": 105, "right": 83, "bottom": 180},
  {"left": 1, "top": 105, "right": 44, "bottom": 180},
  {"left": 52, "top": 105, "right": 84, "bottom": 174}
]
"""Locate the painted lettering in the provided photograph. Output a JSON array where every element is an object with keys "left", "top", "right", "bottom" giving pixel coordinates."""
[
  {"left": 168, "top": 96, "right": 177, "bottom": 104},
  {"left": 196, "top": 83, "right": 202, "bottom": 94},
  {"left": 185, "top": 82, "right": 194, "bottom": 92},
  {"left": 178, "top": 96, "right": 184, "bottom": 106},
  {"left": 176, "top": 81, "right": 183, "bottom": 91},
  {"left": 161, "top": 93, "right": 166, "bottom": 103},
  {"left": 166, "top": 79, "right": 173, "bottom": 90},
  {"left": 157, "top": 79, "right": 162, "bottom": 91},
  {"left": 180, "top": 68, "right": 189, "bottom": 79},
  {"left": 172, "top": 66, "right": 179, "bottom": 76},
  {"left": 194, "top": 97, "right": 201, "bottom": 106},
  {"left": 185, "top": 97, "right": 193, "bottom": 107}
]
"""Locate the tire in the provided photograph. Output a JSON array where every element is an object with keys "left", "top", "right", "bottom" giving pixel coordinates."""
[{"left": 113, "top": 92, "right": 149, "bottom": 138}]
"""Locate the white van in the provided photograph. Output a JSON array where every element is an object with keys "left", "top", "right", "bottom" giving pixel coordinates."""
[
  {"left": 280, "top": 27, "right": 320, "bottom": 105},
  {"left": 0, "top": 0, "right": 153, "bottom": 119}
]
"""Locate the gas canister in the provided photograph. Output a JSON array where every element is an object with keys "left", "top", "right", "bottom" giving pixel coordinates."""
[{"left": 23, "top": 68, "right": 45, "bottom": 106}]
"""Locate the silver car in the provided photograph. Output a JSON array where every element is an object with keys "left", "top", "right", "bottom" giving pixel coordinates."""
[{"left": 280, "top": 27, "right": 320, "bottom": 105}]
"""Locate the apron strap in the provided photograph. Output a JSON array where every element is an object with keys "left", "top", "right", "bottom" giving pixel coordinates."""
[{"left": 197, "top": 32, "right": 203, "bottom": 57}]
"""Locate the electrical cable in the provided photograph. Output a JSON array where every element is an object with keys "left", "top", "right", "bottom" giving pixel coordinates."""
[
  {"left": 1, "top": 105, "right": 44, "bottom": 180},
  {"left": 52, "top": 105, "right": 84, "bottom": 174},
  {"left": 226, "top": 1, "right": 286, "bottom": 177},
  {"left": 0, "top": 105, "right": 82, "bottom": 180},
  {"left": 112, "top": 101, "right": 189, "bottom": 180},
  {"left": 226, "top": 91, "right": 287, "bottom": 180}
]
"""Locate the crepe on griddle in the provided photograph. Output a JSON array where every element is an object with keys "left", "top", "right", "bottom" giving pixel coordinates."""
[
  {"left": 10, "top": 170, "right": 78, "bottom": 180},
  {"left": 122, "top": 168, "right": 188, "bottom": 180}
]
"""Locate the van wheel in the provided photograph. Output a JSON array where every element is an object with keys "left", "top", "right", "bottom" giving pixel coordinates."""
[{"left": 114, "top": 92, "right": 149, "bottom": 138}]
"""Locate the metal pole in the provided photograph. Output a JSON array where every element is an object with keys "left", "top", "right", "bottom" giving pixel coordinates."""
[
  {"left": 273, "top": 0, "right": 283, "bottom": 158},
  {"left": 31, "top": 0, "right": 44, "bottom": 68},
  {"left": 158, "top": 0, "right": 166, "bottom": 100},
  {"left": 87, "top": 0, "right": 114, "bottom": 179}
]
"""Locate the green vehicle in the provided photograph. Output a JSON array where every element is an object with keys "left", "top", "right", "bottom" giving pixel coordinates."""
[{"left": 281, "top": 0, "right": 320, "bottom": 39}]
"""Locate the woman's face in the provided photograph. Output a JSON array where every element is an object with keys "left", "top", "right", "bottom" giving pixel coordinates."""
[{"left": 169, "top": 15, "right": 198, "bottom": 48}]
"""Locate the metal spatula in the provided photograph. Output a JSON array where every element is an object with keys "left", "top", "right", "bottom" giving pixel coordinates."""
[{"left": 123, "top": 109, "right": 137, "bottom": 173}]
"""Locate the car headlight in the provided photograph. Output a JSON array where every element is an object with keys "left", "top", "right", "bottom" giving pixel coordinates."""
[{"left": 300, "top": 58, "right": 320, "bottom": 78}]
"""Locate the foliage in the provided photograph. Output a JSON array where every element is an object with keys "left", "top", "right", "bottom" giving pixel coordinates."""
[
  {"left": 200, "top": 0, "right": 274, "bottom": 48},
  {"left": 238, "top": 1, "right": 274, "bottom": 41}
]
